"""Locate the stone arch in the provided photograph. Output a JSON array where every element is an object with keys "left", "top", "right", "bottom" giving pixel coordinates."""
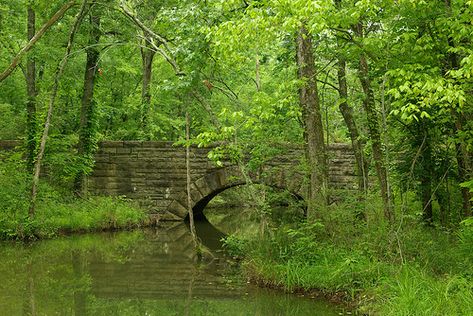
[{"left": 166, "top": 165, "right": 307, "bottom": 220}]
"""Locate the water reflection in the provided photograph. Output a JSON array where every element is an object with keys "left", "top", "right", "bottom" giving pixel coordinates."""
[{"left": 0, "top": 221, "right": 341, "bottom": 315}]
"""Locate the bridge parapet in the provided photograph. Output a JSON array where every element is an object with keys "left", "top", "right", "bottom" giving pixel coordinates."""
[
  {"left": 0, "top": 140, "right": 357, "bottom": 220},
  {"left": 88, "top": 141, "right": 357, "bottom": 220}
]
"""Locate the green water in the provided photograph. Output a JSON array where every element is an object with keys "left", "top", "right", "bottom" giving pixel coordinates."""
[{"left": 0, "top": 220, "right": 343, "bottom": 315}]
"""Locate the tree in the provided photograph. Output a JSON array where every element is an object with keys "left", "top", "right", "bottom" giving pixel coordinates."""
[
  {"left": 337, "top": 55, "right": 369, "bottom": 200},
  {"left": 30, "top": 0, "right": 89, "bottom": 217},
  {"left": 140, "top": 38, "right": 156, "bottom": 130},
  {"left": 332, "top": 0, "right": 369, "bottom": 199},
  {"left": 25, "top": 4, "right": 38, "bottom": 172},
  {"left": 355, "top": 22, "right": 394, "bottom": 223},
  {"left": 296, "top": 26, "right": 328, "bottom": 219},
  {"left": 75, "top": 1, "right": 102, "bottom": 195},
  {"left": 386, "top": 0, "right": 473, "bottom": 222}
]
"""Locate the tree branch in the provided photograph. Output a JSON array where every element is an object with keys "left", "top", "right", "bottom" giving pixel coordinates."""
[
  {"left": 191, "top": 90, "right": 221, "bottom": 128},
  {"left": 317, "top": 78, "right": 340, "bottom": 92},
  {"left": 0, "top": 1, "right": 76, "bottom": 83},
  {"left": 119, "top": 2, "right": 184, "bottom": 76},
  {"left": 29, "top": 0, "right": 87, "bottom": 217}
]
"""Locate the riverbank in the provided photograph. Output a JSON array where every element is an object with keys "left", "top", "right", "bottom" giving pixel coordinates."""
[
  {"left": 0, "top": 149, "right": 148, "bottom": 240},
  {"left": 0, "top": 195, "right": 147, "bottom": 240},
  {"left": 223, "top": 210, "right": 473, "bottom": 315}
]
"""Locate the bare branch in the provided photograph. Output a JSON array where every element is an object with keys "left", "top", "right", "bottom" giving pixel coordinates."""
[
  {"left": 317, "top": 78, "right": 340, "bottom": 92},
  {"left": 191, "top": 91, "right": 221, "bottom": 128},
  {"left": 119, "top": 2, "right": 184, "bottom": 76}
]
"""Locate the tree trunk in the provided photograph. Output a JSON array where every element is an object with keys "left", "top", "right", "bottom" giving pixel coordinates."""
[
  {"left": 0, "top": 1, "right": 76, "bottom": 83},
  {"left": 26, "top": 6, "right": 37, "bottom": 172},
  {"left": 337, "top": 57, "right": 369, "bottom": 195},
  {"left": 455, "top": 120, "right": 472, "bottom": 217},
  {"left": 29, "top": 0, "right": 88, "bottom": 217},
  {"left": 186, "top": 112, "right": 199, "bottom": 252},
  {"left": 443, "top": 0, "right": 472, "bottom": 218},
  {"left": 296, "top": 26, "right": 328, "bottom": 220},
  {"left": 140, "top": 37, "right": 155, "bottom": 131},
  {"left": 420, "top": 131, "right": 433, "bottom": 223},
  {"left": 355, "top": 24, "right": 394, "bottom": 223},
  {"left": 74, "top": 4, "right": 101, "bottom": 195},
  {"left": 255, "top": 53, "right": 261, "bottom": 91}
]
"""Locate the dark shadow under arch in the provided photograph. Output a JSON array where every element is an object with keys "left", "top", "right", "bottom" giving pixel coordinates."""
[
  {"left": 186, "top": 182, "right": 306, "bottom": 221},
  {"left": 166, "top": 165, "right": 307, "bottom": 220}
]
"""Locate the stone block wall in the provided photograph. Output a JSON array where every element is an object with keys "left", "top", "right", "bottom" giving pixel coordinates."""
[
  {"left": 88, "top": 141, "right": 357, "bottom": 219},
  {"left": 0, "top": 140, "right": 357, "bottom": 220}
]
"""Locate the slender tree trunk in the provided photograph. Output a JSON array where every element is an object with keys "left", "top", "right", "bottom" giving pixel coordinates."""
[
  {"left": 334, "top": 0, "right": 368, "bottom": 218},
  {"left": 444, "top": 0, "right": 472, "bottom": 217},
  {"left": 186, "top": 112, "right": 198, "bottom": 250},
  {"left": 26, "top": 6, "right": 37, "bottom": 172},
  {"left": 255, "top": 53, "right": 261, "bottom": 91},
  {"left": 450, "top": 48, "right": 472, "bottom": 217},
  {"left": 355, "top": 24, "right": 394, "bottom": 223},
  {"left": 75, "top": 3, "right": 101, "bottom": 195},
  {"left": 296, "top": 26, "right": 328, "bottom": 219},
  {"left": 455, "top": 121, "right": 472, "bottom": 217},
  {"left": 337, "top": 57, "right": 369, "bottom": 195},
  {"left": 29, "top": 0, "right": 88, "bottom": 217},
  {"left": 140, "top": 37, "right": 155, "bottom": 131},
  {"left": 0, "top": 1, "right": 76, "bottom": 83},
  {"left": 420, "top": 130, "right": 433, "bottom": 223}
]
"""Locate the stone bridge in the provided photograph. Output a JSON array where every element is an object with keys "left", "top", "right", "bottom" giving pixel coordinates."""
[{"left": 88, "top": 141, "right": 357, "bottom": 220}]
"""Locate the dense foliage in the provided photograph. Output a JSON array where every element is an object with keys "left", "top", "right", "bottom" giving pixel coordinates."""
[
  {"left": 1, "top": 0, "right": 471, "bottom": 221},
  {"left": 0, "top": 0, "right": 472, "bottom": 313}
]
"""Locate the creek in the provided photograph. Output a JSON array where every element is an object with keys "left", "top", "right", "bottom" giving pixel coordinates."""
[{"left": 0, "top": 208, "right": 343, "bottom": 315}]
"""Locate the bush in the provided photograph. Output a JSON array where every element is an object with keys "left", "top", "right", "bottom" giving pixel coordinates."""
[{"left": 222, "top": 234, "right": 249, "bottom": 257}]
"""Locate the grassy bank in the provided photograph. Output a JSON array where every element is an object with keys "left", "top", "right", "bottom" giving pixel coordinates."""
[
  {"left": 0, "top": 152, "right": 147, "bottom": 240},
  {"left": 0, "top": 196, "right": 147, "bottom": 240},
  {"left": 223, "top": 201, "right": 473, "bottom": 315}
]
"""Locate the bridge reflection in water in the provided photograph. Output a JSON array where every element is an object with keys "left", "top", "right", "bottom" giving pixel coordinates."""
[
  {"left": 89, "top": 220, "right": 230, "bottom": 300},
  {"left": 0, "top": 219, "right": 343, "bottom": 315}
]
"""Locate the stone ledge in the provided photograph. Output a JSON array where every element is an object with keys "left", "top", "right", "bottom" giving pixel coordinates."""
[{"left": 0, "top": 140, "right": 22, "bottom": 150}]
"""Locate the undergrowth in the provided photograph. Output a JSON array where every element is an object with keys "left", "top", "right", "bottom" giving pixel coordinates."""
[
  {"left": 222, "top": 194, "right": 473, "bottom": 315},
  {"left": 0, "top": 151, "right": 146, "bottom": 240}
]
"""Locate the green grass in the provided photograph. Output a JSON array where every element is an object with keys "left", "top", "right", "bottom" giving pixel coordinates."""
[
  {"left": 0, "top": 195, "right": 147, "bottom": 240},
  {"left": 378, "top": 266, "right": 473, "bottom": 316},
  {"left": 36, "top": 196, "right": 146, "bottom": 235},
  {"left": 0, "top": 153, "right": 147, "bottom": 240},
  {"left": 224, "top": 198, "right": 473, "bottom": 315}
]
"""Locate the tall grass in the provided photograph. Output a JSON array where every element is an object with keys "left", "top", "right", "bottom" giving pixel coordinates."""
[
  {"left": 224, "top": 193, "right": 473, "bottom": 314},
  {"left": 0, "top": 152, "right": 146, "bottom": 240},
  {"left": 378, "top": 266, "right": 473, "bottom": 315}
]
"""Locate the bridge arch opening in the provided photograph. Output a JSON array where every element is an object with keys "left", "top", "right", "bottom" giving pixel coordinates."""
[
  {"left": 188, "top": 184, "right": 306, "bottom": 220},
  {"left": 166, "top": 165, "right": 308, "bottom": 222},
  {"left": 183, "top": 183, "right": 307, "bottom": 237}
]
